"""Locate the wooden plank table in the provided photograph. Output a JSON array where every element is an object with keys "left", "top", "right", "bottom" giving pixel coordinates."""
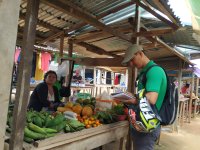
[{"left": 22, "top": 121, "right": 129, "bottom": 150}]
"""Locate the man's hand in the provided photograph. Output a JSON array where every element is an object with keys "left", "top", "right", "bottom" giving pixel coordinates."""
[{"left": 114, "top": 98, "right": 137, "bottom": 104}]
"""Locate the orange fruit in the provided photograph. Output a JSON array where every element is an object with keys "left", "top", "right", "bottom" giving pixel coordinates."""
[
  {"left": 90, "top": 117, "right": 95, "bottom": 121},
  {"left": 86, "top": 124, "right": 91, "bottom": 128},
  {"left": 93, "top": 124, "right": 97, "bottom": 127},
  {"left": 82, "top": 115, "right": 88, "bottom": 119}
]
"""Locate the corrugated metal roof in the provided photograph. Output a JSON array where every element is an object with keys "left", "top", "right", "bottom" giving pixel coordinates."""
[
  {"left": 145, "top": 0, "right": 182, "bottom": 26},
  {"left": 16, "top": 0, "right": 194, "bottom": 63}
]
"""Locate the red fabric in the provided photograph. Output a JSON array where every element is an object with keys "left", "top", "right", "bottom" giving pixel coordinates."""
[
  {"left": 41, "top": 52, "right": 51, "bottom": 72},
  {"left": 114, "top": 75, "right": 119, "bottom": 85},
  {"left": 181, "top": 86, "right": 189, "bottom": 94}
]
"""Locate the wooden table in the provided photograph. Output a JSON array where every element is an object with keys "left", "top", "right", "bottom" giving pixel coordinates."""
[
  {"left": 179, "top": 97, "right": 189, "bottom": 125},
  {"left": 22, "top": 121, "right": 129, "bottom": 150}
]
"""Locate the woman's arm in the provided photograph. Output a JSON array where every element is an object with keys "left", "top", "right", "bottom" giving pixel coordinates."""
[{"left": 36, "top": 83, "right": 50, "bottom": 107}]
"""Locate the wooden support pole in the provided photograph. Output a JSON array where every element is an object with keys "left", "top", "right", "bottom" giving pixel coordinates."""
[
  {"left": 9, "top": 0, "right": 40, "bottom": 149},
  {"left": 195, "top": 78, "right": 199, "bottom": 98},
  {"left": 126, "top": 4, "right": 140, "bottom": 150},
  {"left": 175, "top": 59, "right": 182, "bottom": 131},
  {"left": 188, "top": 73, "right": 195, "bottom": 123},
  {"left": 0, "top": 0, "right": 21, "bottom": 149},
  {"left": 194, "top": 77, "right": 199, "bottom": 118},
  {"left": 66, "top": 38, "right": 73, "bottom": 89},
  {"left": 59, "top": 34, "right": 64, "bottom": 58}
]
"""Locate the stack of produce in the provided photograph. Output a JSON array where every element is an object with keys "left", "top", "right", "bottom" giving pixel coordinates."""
[
  {"left": 57, "top": 97, "right": 95, "bottom": 118},
  {"left": 77, "top": 116, "right": 101, "bottom": 128},
  {"left": 7, "top": 110, "right": 85, "bottom": 143}
]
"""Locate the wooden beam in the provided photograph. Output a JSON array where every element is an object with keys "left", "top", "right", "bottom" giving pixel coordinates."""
[
  {"left": 77, "top": 42, "right": 121, "bottom": 58},
  {"left": 38, "top": 23, "right": 85, "bottom": 44},
  {"left": 19, "top": 12, "right": 61, "bottom": 32},
  {"left": 9, "top": 0, "right": 40, "bottom": 149},
  {"left": 39, "top": 1, "right": 134, "bottom": 44},
  {"left": 59, "top": 34, "right": 64, "bottom": 57},
  {"left": 132, "top": 28, "right": 174, "bottom": 37},
  {"left": 136, "top": 0, "right": 179, "bottom": 29},
  {"left": 41, "top": 0, "right": 132, "bottom": 43},
  {"left": 39, "top": 31, "right": 65, "bottom": 44},
  {"left": 74, "top": 27, "right": 132, "bottom": 44},
  {"left": 0, "top": 0, "right": 21, "bottom": 149},
  {"left": 41, "top": 1, "right": 134, "bottom": 43},
  {"left": 75, "top": 57, "right": 124, "bottom": 67},
  {"left": 17, "top": 30, "right": 43, "bottom": 41}
]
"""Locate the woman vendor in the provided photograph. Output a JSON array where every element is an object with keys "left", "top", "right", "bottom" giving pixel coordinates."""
[{"left": 28, "top": 70, "right": 63, "bottom": 111}]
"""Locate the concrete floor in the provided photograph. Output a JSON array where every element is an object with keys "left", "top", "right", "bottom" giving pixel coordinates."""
[{"left": 155, "top": 116, "right": 200, "bottom": 150}]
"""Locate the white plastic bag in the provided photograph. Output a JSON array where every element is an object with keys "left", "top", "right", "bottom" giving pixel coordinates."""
[{"left": 56, "top": 61, "right": 69, "bottom": 80}]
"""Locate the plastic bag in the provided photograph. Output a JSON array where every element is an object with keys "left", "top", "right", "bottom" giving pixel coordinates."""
[{"left": 56, "top": 61, "right": 69, "bottom": 80}]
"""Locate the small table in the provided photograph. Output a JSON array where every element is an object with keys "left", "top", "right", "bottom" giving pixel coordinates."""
[{"left": 179, "top": 97, "right": 189, "bottom": 126}]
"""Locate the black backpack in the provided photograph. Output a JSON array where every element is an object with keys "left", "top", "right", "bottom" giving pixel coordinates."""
[{"left": 138, "top": 64, "right": 178, "bottom": 125}]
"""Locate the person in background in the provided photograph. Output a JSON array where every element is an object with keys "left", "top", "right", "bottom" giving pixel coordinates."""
[
  {"left": 72, "top": 70, "right": 83, "bottom": 83},
  {"left": 121, "top": 44, "right": 167, "bottom": 150},
  {"left": 181, "top": 83, "right": 190, "bottom": 95},
  {"left": 28, "top": 70, "right": 63, "bottom": 111}
]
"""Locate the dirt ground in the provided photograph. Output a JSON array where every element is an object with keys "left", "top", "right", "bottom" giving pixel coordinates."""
[{"left": 155, "top": 116, "right": 200, "bottom": 150}]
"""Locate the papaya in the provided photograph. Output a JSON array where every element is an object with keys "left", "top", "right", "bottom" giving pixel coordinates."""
[
  {"left": 57, "top": 107, "right": 67, "bottom": 113},
  {"left": 82, "top": 106, "right": 93, "bottom": 117},
  {"left": 65, "top": 102, "right": 74, "bottom": 108},
  {"left": 72, "top": 105, "right": 82, "bottom": 114}
]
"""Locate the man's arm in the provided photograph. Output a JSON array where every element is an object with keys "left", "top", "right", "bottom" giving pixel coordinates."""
[{"left": 145, "top": 92, "right": 158, "bottom": 105}]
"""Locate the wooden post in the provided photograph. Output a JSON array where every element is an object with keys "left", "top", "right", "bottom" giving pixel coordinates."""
[
  {"left": 126, "top": 4, "right": 140, "bottom": 150},
  {"left": 9, "top": 0, "right": 40, "bottom": 149},
  {"left": 175, "top": 59, "right": 182, "bottom": 132},
  {"left": 59, "top": 34, "right": 64, "bottom": 58},
  {"left": 0, "top": 0, "right": 21, "bottom": 149},
  {"left": 93, "top": 67, "right": 97, "bottom": 97},
  {"left": 195, "top": 78, "right": 199, "bottom": 97},
  {"left": 66, "top": 38, "right": 73, "bottom": 86},
  {"left": 188, "top": 73, "right": 195, "bottom": 123},
  {"left": 194, "top": 78, "right": 199, "bottom": 118}
]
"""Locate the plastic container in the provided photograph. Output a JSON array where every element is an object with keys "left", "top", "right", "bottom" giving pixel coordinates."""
[{"left": 77, "top": 93, "right": 92, "bottom": 99}]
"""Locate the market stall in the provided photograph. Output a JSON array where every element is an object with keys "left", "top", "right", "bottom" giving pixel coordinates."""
[{"left": 1, "top": 0, "right": 196, "bottom": 150}]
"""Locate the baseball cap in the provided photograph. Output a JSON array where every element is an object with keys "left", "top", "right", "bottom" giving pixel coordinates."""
[{"left": 121, "top": 44, "right": 143, "bottom": 66}]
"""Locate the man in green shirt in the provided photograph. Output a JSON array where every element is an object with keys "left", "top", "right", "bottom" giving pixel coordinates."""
[{"left": 121, "top": 44, "right": 167, "bottom": 150}]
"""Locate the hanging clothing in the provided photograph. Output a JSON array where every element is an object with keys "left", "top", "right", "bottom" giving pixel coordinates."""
[
  {"left": 114, "top": 74, "right": 119, "bottom": 85},
  {"left": 38, "top": 53, "right": 42, "bottom": 69},
  {"left": 41, "top": 52, "right": 51, "bottom": 72},
  {"left": 14, "top": 47, "right": 21, "bottom": 64},
  {"left": 35, "top": 53, "right": 44, "bottom": 81}
]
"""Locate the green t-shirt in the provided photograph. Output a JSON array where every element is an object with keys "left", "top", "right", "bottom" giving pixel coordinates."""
[{"left": 137, "top": 60, "right": 167, "bottom": 110}]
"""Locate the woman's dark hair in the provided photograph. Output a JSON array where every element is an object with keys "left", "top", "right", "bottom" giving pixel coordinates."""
[
  {"left": 44, "top": 70, "right": 57, "bottom": 81},
  {"left": 186, "top": 83, "right": 190, "bottom": 88}
]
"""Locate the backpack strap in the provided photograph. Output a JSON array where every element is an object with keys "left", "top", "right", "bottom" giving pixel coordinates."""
[{"left": 136, "top": 64, "right": 159, "bottom": 87}]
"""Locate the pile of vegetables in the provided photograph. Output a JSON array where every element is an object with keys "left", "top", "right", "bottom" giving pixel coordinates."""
[{"left": 7, "top": 110, "right": 85, "bottom": 143}]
